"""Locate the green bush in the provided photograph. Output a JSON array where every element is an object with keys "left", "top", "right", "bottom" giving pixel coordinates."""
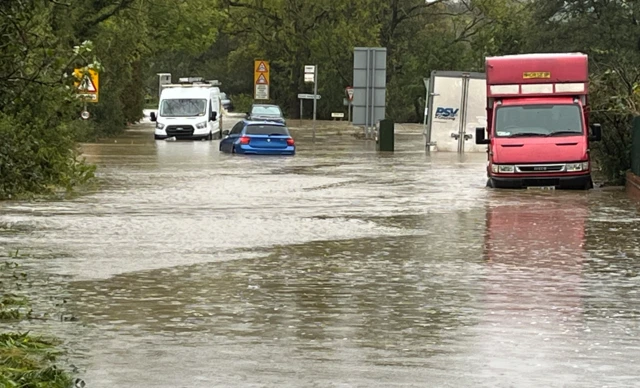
[
  {"left": 1, "top": 260, "right": 75, "bottom": 388},
  {"left": 230, "top": 93, "right": 254, "bottom": 114},
  {"left": 0, "top": 113, "right": 96, "bottom": 200}
]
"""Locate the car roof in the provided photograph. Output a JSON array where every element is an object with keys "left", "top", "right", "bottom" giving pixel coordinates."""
[
  {"left": 251, "top": 104, "right": 281, "bottom": 108},
  {"left": 243, "top": 119, "right": 286, "bottom": 126}
]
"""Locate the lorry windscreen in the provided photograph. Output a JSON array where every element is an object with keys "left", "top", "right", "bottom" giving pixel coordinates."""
[
  {"left": 160, "top": 99, "right": 207, "bottom": 117},
  {"left": 495, "top": 104, "right": 583, "bottom": 138}
]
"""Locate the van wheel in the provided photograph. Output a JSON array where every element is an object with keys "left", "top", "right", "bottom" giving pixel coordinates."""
[{"left": 207, "top": 132, "right": 213, "bottom": 141}]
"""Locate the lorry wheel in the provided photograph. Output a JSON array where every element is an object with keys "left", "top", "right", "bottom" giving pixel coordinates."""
[{"left": 584, "top": 178, "right": 594, "bottom": 190}]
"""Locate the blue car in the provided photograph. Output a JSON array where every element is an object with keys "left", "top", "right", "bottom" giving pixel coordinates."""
[{"left": 219, "top": 120, "right": 295, "bottom": 155}]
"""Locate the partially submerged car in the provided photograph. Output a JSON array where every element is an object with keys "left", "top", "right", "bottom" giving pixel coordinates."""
[
  {"left": 246, "top": 104, "right": 286, "bottom": 125},
  {"left": 219, "top": 119, "right": 295, "bottom": 155}
]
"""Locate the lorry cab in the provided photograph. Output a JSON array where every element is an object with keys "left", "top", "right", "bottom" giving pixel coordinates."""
[
  {"left": 475, "top": 53, "right": 602, "bottom": 190},
  {"left": 150, "top": 77, "right": 222, "bottom": 141}
]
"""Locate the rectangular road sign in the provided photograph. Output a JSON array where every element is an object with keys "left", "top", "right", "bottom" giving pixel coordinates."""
[
  {"left": 297, "top": 94, "right": 321, "bottom": 100},
  {"left": 73, "top": 68, "right": 99, "bottom": 102},
  {"left": 331, "top": 112, "right": 345, "bottom": 118},
  {"left": 254, "top": 60, "right": 270, "bottom": 100},
  {"left": 304, "top": 65, "right": 315, "bottom": 73},
  {"left": 255, "top": 84, "right": 269, "bottom": 100}
]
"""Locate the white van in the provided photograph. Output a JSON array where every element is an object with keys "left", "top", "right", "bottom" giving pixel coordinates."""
[{"left": 150, "top": 81, "right": 222, "bottom": 140}]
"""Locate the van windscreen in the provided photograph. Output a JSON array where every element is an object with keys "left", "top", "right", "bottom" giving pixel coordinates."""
[{"left": 160, "top": 99, "right": 207, "bottom": 117}]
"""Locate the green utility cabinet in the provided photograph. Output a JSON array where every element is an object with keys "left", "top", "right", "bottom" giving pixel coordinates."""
[{"left": 377, "top": 119, "right": 395, "bottom": 152}]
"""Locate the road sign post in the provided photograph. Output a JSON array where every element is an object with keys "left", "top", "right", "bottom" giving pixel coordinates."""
[
  {"left": 254, "top": 60, "right": 270, "bottom": 100},
  {"left": 352, "top": 47, "right": 387, "bottom": 139},
  {"left": 73, "top": 68, "right": 99, "bottom": 103},
  {"left": 157, "top": 73, "right": 171, "bottom": 101},
  {"left": 346, "top": 86, "right": 354, "bottom": 123},
  {"left": 303, "top": 65, "right": 318, "bottom": 141},
  {"left": 313, "top": 66, "right": 318, "bottom": 141}
]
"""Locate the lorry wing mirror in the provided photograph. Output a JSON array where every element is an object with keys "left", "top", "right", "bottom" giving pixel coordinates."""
[
  {"left": 589, "top": 123, "right": 602, "bottom": 142},
  {"left": 475, "top": 127, "right": 490, "bottom": 145},
  {"left": 150, "top": 112, "right": 157, "bottom": 122}
]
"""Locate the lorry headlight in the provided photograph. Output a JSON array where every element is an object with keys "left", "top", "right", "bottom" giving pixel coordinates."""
[
  {"left": 492, "top": 164, "right": 515, "bottom": 173},
  {"left": 566, "top": 162, "right": 589, "bottom": 172},
  {"left": 156, "top": 123, "right": 165, "bottom": 130},
  {"left": 196, "top": 122, "right": 207, "bottom": 129}
]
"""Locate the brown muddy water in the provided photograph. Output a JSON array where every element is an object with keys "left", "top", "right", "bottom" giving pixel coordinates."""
[{"left": 2, "top": 118, "right": 640, "bottom": 387}]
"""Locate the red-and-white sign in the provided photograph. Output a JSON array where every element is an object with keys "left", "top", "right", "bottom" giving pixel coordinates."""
[{"left": 346, "top": 87, "right": 354, "bottom": 101}]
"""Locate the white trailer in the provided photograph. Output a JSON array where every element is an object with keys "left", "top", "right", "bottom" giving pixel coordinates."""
[{"left": 425, "top": 71, "right": 487, "bottom": 153}]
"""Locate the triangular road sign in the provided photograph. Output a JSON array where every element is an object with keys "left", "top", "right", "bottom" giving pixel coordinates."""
[
  {"left": 256, "top": 74, "right": 268, "bottom": 84},
  {"left": 346, "top": 87, "right": 354, "bottom": 100},
  {"left": 79, "top": 76, "right": 96, "bottom": 92},
  {"left": 256, "top": 61, "right": 268, "bottom": 72}
]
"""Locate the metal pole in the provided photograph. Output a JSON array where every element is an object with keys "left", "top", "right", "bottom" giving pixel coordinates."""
[
  {"left": 348, "top": 102, "right": 352, "bottom": 123},
  {"left": 460, "top": 75, "right": 470, "bottom": 154},
  {"left": 369, "top": 49, "right": 376, "bottom": 140},
  {"left": 300, "top": 98, "right": 303, "bottom": 126},
  {"left": 364, "top": 49, "right": 370, "bottom": 139},
  {"left": 457, "top": 76, "right": 469, "bottom": 154},
  {"left": 312, "top": 65, "right": 318, "bottom": 141},
  {"left": 422, "top": 78, "right": 429, "bottom": 138}
]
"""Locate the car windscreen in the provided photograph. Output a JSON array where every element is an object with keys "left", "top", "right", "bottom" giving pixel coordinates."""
[
  {"left": 495, "top": 104, "right": 583, "bottom": 137},
  {"left": 251, "top": 106, "right": 282, "bottom": 116},
  {"left": 245, "top": 124, "right": 289, "bottom": 135},
  {"left": 160, "top": 99, "right": 207, "bottom": 117}
]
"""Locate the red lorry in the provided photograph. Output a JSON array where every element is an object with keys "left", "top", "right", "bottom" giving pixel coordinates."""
[{"left": 475, "top": 53, "right": 602, "bottom": 190}]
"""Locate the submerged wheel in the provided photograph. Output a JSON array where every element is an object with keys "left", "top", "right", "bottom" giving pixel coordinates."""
[{"left": 486, "top": 178, "right": 494, "bottom": 188}]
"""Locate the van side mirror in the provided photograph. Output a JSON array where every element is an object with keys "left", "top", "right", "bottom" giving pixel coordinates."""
[
  {"left": 475, "top": 127, "right": 490, "bottom": 145},
  {"left": 589, "top": 123, "right": 602, "bottom": 142},
  {"left": 150, "top": 112, "right": 157, "bottom": 122},
  {"left": 211, "top": 111, "right": 217, "bottom": 121}
]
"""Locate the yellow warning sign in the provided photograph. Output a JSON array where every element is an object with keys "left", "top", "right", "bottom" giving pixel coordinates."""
[
  {"left": 256, "top": 74, "right": 268, "bottom": 84},
  {"left": 73, "top": 68, "right": 99, "bottom": 102},
  {"left": 256, "top": 61, "right": 268, "bottom": 73},
  {"left": 523, "top": 72, "right": 551, "bottom": 79},
  {"left": 254, "top": 60, "right": 270, "bottom": 100}
]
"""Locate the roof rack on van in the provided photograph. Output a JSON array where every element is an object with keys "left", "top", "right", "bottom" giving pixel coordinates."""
[{"left": 162, "top": 77, "right": 221, "bottom": 89}]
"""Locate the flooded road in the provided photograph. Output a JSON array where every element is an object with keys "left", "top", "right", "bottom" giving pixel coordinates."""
[{"left": 2, "top": 118, "right": 640, "bottom": 387}]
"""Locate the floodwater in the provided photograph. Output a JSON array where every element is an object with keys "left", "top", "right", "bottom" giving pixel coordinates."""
[{"left": 2, "top": 117, "right": 640, "bottom": 387}]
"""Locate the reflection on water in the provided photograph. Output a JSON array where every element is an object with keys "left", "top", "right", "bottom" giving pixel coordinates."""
[{"left": 2, "top": 122, "right": 640, "bottom": 387}]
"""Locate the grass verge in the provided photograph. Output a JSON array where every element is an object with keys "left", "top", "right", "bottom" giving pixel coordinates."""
[{"left": 1, "top": 258, "right": 75, "bottom": 387}]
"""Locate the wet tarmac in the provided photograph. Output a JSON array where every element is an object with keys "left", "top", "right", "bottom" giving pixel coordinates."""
[{"left": 1, "top": 117, "right": 640, "bottom": 387}]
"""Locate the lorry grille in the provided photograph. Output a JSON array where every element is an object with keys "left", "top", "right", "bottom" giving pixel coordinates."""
[
  {"left": 166, "top": 125, "right": 195, "bottom": 137},
  {"left": 516, "top": 164, "right": 565, "bottom": 173}
]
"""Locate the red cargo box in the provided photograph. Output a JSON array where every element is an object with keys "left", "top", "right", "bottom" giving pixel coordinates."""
[{"left": 486, "top": 53, "right": 588, "bottom": 85}]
